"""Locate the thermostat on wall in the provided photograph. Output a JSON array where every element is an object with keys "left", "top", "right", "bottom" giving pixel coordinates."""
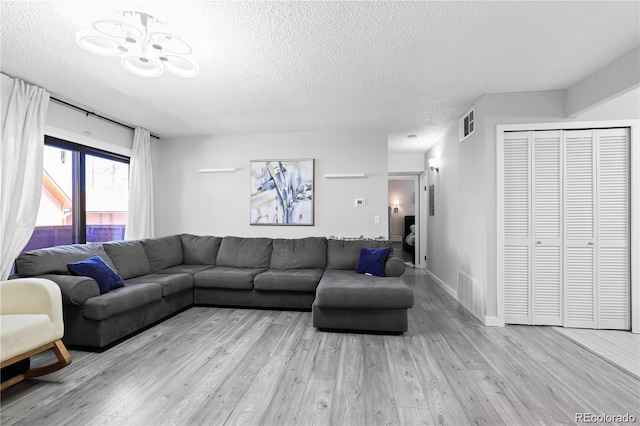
[{"left": 354, "top": 198, "right": 365, "bottom": 207}]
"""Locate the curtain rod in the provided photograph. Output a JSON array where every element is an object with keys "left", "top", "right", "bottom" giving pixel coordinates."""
[
  {"left": 1, "top": 71, "right": 160, "bottom": 140},
  {"left": 50, "top": 97, "right": 160, "bottom": 140}
]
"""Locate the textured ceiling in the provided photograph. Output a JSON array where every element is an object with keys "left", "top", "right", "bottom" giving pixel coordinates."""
[{"left": 1, "top": 1, "right": 639, "bottom": 153}]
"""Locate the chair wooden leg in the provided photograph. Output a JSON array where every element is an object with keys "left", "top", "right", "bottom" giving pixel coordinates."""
[
  {"left": 1, "top": 340, "right": 72, "bottom": 390},
  {"left": 23, "top": 340, "right": 72, "bottom": 379}
]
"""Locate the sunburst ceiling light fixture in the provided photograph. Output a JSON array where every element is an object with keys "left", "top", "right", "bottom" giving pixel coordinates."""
[{"left": 76, "top": 10, "right": 199, "bottom": 78}]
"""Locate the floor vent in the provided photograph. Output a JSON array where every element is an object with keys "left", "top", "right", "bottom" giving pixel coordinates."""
[{"left": 457, "top": 270, "right": 484, "bottom": 320}]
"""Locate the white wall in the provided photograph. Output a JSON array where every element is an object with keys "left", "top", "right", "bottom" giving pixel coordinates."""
[
  {"left": 566, "top": 45, "right": 640, "bottom": 117},
  {"left": 153, "top": 130, "right": 389, "bottom": 239},
  {"left": 427, "top": 88, "right": 640, "bottom": 323},
  {"left": 425, "top": 97, "right": 488, "bottom": 300},
  {"left": 45, "top": 101, "right": 133, "bottom": 156},
  {"left": 388, "top": 153, "right": 425, "bottom": 174}
]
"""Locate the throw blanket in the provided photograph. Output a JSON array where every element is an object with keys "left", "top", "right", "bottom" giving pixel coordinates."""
[{"left": 405, "top": 224, "right": 415, "bottom": 246}]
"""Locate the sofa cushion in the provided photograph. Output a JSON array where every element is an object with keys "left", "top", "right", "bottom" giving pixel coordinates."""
[
  {"left": 315, "top": 270, "right": 414, "bottom": 309},
  {"left": 67, "top": 255, "right": 125, "bottom": 294},
  {"left": 194, "top": 267, "right": 266, "bottom": 290},
  {"left": 156, "top": 265, "right": 214, "bottom": 275},
  {"left": 102, "top": 241, "right": 152, "bottom": 279},
  {"left": 83, "top": 283, "right": 162, "bottom": 321},
  {"left": 140, "top": 235, "right": 183, "bottom": 272},
  {"left": 216, "top": 237, "right": 272, "bottom": 268},
  {"left": 326, "top": 239, "right": 392, "bottom": 270},
  {"left": 254, "top": 269, "right": 324, "bottom": 292},
  {"left": 270, "top": 238, "right": 327, "bottom": 269},
  {"left": 180, "top": 234, "right": 222, "bottom": 265},
  {"left": 125, "top": 273, "right": 193, "bottom": 297},
  {"left": 355, "top": 247, "right": 392, "bottom": 277},
  {"left": 15, "top": 243, "right": 116, "bottom": 277}
]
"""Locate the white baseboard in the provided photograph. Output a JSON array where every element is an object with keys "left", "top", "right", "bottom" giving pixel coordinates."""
[
  {"left": 426, "top": 269, "right": 504, "bottom": 327},
  {"left": 483, "top": 316, "right": 504, "bottom": 327},
  {"left": 425, "top": 269, "right": 458, "bottom": 299}
]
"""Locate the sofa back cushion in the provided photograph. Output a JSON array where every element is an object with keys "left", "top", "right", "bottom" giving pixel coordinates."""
[
  {"left": 216, "top": 236, "right": 272, "bottom": 268},
  {"left": 180, "top": 234, "right": 222, "bottom": 265},
  {"left": 140, "top": 235, "right": 183, "bottom": 272},
  {"left": 102, "top": 240, "right": 152, "bottom": 279},
  {"left": 326, "top": 239, "right": 393, "bottom": 270},
  {"left": 15, "top": 243, "right": 116, "bottom": 277},
  {"left": 270, "top": 237, "right": 327, "bottom": 269}
]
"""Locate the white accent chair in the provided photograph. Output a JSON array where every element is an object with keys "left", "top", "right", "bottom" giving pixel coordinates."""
[{"left": 1, "top": 278, "right": 71, "bottom": 390}]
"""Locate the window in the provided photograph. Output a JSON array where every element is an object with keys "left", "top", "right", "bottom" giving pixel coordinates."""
[{"left": 23, "top": 136, "right": 130, "bottom": 252}]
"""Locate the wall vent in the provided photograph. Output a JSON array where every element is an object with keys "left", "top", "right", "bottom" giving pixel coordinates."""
[
  {"left": 457, "top": 269, "right": 484, "bottom": 320},
  {"left": 459, "top": 107, "right": 475, "bottom": 143}
]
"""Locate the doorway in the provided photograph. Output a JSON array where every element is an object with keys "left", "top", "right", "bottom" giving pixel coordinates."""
[{"left": 388, "top": 175, "right": 420, "bottom": 267}]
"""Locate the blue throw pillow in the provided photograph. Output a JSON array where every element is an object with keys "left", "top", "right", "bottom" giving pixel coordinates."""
[
  {"left": 67, "top": 255, "right": 124, "bottom": 295},
  {"left": 355, "top": 247, "right": 392, "bottom": 277}
]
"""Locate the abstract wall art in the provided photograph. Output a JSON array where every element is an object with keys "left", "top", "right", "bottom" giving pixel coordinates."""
[{"left": 250, "top": 159, "right": 314, "bottom": 225}]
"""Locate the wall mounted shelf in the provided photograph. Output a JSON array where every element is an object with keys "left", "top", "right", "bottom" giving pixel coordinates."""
[
  {"left": 198, "top": 168, "right": 237, "bottom": 173},
  {"left": 324, "top": 173, "right": 366, "bottom": 179}
]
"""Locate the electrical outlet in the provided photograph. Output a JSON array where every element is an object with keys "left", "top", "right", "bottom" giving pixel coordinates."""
[{"left": 374, "top": 215, "right": 380, "bottom": 224}]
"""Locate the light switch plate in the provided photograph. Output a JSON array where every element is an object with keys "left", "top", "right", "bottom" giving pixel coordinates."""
[{"left": 354, "top": 198, "right": 365, "bottom": 207}]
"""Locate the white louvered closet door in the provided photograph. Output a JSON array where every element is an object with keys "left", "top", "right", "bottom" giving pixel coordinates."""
[
  {"left": 564, "top": 130, "right": 596, "bottom": 328},
  {"left": 596, "top": 128, "right": 630, "bottom": 330},
  {"left": 504, "top": 127, "right": 630, "bottom": 330},
  {"left": 504, "top": 131, "right": 531, "bottom": 324},
  {"left": 532, "top": 131, "right": 562, "bottom": 325},
  {"left": 564, "top": 128, "right": 630, "bottom": 329}
]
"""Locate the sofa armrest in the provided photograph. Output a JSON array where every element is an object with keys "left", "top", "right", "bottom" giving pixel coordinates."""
[
  {"left": 0, "top": 278, "right": 64, "bottom": 338},
  {"left": 384, "top": 256, "right": 406, "bottom": 277},
  {"left": 35, "top": 274, "right": 100, "bottom": 307}
]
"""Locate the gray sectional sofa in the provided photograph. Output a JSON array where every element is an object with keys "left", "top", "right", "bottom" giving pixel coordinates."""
[{"left": 13, "top": 235, "right": 414, "bottom": 349}]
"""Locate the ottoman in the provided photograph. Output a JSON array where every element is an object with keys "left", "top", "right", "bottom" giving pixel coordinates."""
[{"left": 312, "top": 269, "right": 414, "bottom": 334}]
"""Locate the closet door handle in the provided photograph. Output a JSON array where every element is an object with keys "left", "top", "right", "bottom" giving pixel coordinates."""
[
  {"left": 536, "top": 241, "right": 542, "bottom": 245},
  {"left": 587, "top": 242, "right": 594, "bottom": 246}
]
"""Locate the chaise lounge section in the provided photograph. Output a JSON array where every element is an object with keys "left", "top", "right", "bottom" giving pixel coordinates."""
[{"left": 13, "top": 235, "right": 414, "bottom": 349}]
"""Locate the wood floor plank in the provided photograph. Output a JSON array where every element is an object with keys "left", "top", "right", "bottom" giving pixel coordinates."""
[
  {"left": 260, "top": 335, "right": 320, "bottom": 426},
  {"left": 2, "top": 268, "right": 638, "bottom": 425},
  {"left": 330, "top": 334, "right": 366, "bottom": 426},
  {"left": 223, "top": 355, "right": 288, "bottom": 426},
  {"left": 363, "top": 335, "right": 401, "bottom": 425},
  {"left": 406, "top": 335, "right": 470, "bottom": 425},
  {"left": 292, "top": 331, "right": 342, "bottom": 425},
  {"left": 384, "top": 336, "right": 429, "bottom": 410}
]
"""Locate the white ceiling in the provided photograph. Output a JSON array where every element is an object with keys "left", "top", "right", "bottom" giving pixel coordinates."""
[{"left": 1, "top": 1, "right": 639, "bottom": 154}]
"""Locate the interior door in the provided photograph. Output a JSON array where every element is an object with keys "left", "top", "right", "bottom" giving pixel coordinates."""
[
  {"left": 596, "top": 128, "right": 630, "bottom": 330},
  {"left": 503, "top": 131, "right": 531, "bottom": 324},
  {"left": 532, "top": 130, "right": 562, "bottom": 325},
  {"left": 564, "top": 129, "right": 596, "bottom": 328}
]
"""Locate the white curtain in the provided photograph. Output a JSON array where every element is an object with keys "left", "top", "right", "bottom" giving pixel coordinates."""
[
  {"left": 125, "top": 127, "right": 155, "bottom": 240},
  {"left": 0, "top": 78, "right": 50, "bottom": 280}
]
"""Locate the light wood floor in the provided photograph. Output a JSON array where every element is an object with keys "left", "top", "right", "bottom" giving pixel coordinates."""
[
  {"left": 553, "top": 327, "right": 640, "bottom": 379},
  {"left": 2, "top": 269, "right": 639, "bottom": 425}
]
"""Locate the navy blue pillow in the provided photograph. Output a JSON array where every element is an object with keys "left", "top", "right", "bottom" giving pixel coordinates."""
[
  {"left": 355, "top": 247, "right": 392, "bottom": 277},
  {"left": 67, "top": 255, "right": 124, "bottom": 295}
]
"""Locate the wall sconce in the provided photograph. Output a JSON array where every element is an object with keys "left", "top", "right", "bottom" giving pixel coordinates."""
[
  {"left": 393, "top": 200, "right": 399, "bottom": 213},
  {"left": 429, "top": 159, "right": 440, "bottom": 172}
]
